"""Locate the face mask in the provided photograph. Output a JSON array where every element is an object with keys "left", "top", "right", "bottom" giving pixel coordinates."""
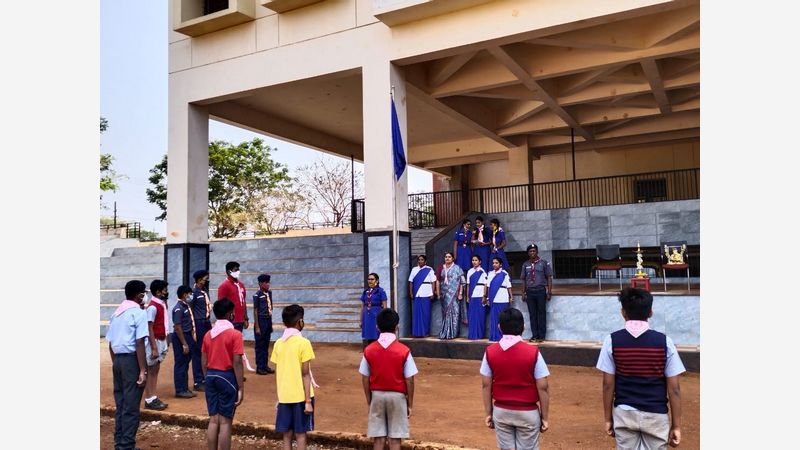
[
  {"left": 141, "top": 293, "right": 149, "bottom": 304},
  {"left": 230, "top": 271, "right": 240, "bottom": 279},
  {"left": 162, "top": 292, "right": 169, "bottom": 300}
]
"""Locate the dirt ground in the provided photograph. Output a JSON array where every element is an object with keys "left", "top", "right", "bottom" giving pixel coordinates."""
[{"left": 100, "top": 340, "right": 699, "bottom": 449}]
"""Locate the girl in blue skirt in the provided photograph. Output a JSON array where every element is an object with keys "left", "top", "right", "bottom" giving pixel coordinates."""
[
  {"left": 484, "top": 257, "right": 513, "bottom": 342},
  {"left": 466, "top": 255, "right": 489, "bottom": 339}
]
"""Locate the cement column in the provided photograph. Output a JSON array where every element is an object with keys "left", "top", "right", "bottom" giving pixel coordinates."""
[
  {"left": 165, "top": 101, "right": 210, "bottom": 291},
  {"left": 362, "top": 60, "right": 411, "bottom": 335}
]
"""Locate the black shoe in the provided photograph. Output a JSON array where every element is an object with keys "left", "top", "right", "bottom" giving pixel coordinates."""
[
  {"left": 256, "top": 369, "right": 268, "bottom": 375},
  {"left": 144, "top": 398, "right": 167, "bottom": 410},
  {"left": 175, "top": 391, "right": 194, "bottom": 399},
  {"left": 193, "top": 383, "right": 205, "bottom": 392},
  {"left": 265, "top": 367, "right": 275, "bottom": 374}
]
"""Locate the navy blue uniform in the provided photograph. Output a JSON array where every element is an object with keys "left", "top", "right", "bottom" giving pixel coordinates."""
[
  {"left": 189, "top": 286, "right": 212, "bottom": 387},
  {"left": 171, "top": 301, "right": 197, "bottom": 394},
  {"left": 253, "top": 289, "right": 274, "bottom": 372}
]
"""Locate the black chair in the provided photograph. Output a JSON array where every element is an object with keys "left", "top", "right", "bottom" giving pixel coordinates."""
[
  {"left": 595, "top": 244, "right": 623, "bottom": 291},
  {"left": 661, "top": 241, "right": 690, "bottom": 291}
]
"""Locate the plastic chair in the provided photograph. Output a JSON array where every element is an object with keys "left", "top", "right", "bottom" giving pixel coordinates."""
[
  {"left": 661, "top": 241, "right": 690, "bottom": 291},
  {"left": 595, "top": 244, "right": 623, "bottom": 290}
]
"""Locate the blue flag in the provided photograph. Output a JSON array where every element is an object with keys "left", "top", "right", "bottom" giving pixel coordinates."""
[{"left": 391, "top": 97, "right": 406, "bottom": 181}]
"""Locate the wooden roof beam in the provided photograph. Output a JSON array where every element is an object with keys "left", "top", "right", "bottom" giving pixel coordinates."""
[
  {"left": 640, "top": 58, "right": 671, "bottom": 113},
  {"left": 488, "top": 45, "right": 593, "bottom": 142}
]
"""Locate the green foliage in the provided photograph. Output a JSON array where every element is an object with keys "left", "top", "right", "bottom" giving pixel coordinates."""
[
  {"left": 146, "top": 138, "right": 292, "bottom": 238},
  {"left": 146, "top": 155, "right": 168, "bottom": 221},
  {"left": 139, "top": 229, "right": 163, "bottom": 242},
  {"left": 100, "top": 117, "right": 119, "bottom": 195}
]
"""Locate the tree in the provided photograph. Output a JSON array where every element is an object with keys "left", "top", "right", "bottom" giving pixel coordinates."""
[
  {"left": 100, "top": 117, "right": 120, "bottom": 200},
  {"left": 251, "top": 188, "right": 313, "bottom": 234},
  {"left": 146, "top": 138, "right": 292, "bottom": 238},
  {"left": 295, "top": 158, "right": 363, "bottom": 227}
]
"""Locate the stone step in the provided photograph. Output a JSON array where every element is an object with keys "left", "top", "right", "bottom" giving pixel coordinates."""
[
  {"left": 208, "top": 244, "right": 363, "bottom": 261},
  {"left": 98, "top": 286, "right": 365, "bottom": 304},
  {"left": 111, "top": 246, "right": 165, "bottom": 257},
  {"left": 208, "top": 234, "right": 361, "bottom": 251},
  {"left": 100, "top": 267, "right": 364, "bottom": 289}
]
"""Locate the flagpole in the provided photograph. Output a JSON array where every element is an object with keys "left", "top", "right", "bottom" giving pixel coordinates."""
[{"left": 390, "top": 86, "right": 399, "bottom": 312}]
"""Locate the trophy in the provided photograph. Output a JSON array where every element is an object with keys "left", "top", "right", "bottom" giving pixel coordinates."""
[
  {"left": 664, "top": 243, "right": 686, "bottom": 265},
  {"left": 635, "top": 241, "right": 647, "bottom": 278}
]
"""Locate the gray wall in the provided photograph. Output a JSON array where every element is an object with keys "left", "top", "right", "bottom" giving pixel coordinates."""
[{"left": 496, "top": 199, "right": 700, "bottom": 266}]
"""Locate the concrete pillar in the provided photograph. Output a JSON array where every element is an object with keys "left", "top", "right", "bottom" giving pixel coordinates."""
[
  {"left": 166, "top": 101, "right": 210, "bottom": 291},
  {"left": 361, "top": 60, "right": 411, "bottom": 332},
  {"left": 362, "top": 60, "right": 408, "bottom": 232},
  {"left": 508, "top": 143, "right": 529, "bottom": 185},
  {"left": 167, "top": 102, "right": 209, "bottom": 244}
]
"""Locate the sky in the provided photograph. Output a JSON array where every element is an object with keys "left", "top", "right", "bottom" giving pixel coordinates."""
[{"left": 99, "top": 1, "right": 432, "bottom": 236}]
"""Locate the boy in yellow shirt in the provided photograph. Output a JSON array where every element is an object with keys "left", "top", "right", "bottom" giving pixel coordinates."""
[{"left": 271, "top": 304, "right": 315, "bottom": 450}]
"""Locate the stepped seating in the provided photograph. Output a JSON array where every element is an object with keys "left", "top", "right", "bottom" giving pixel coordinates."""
[{"left": 100, "top": 234, "right": 367, "bottom": 343}]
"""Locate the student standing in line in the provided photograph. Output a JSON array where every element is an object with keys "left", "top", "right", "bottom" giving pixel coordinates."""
[
  {"left": 189, "top": 269, "right": 212, "bottom": 392},
  {"left": 359, "top": 309, "right": 418, "bottom": 450},
  {"left": 271, "top": 304, "right": 317, "bottom": 450},
  {"left": 472, "top": 216, "right": 492, "bottom": 272},
  {"left": 360, "top": 272, "right": 387, "bottom": 348},
  {"left": 481, "top": 307, "right": 550, "bottom": 450},
  {"left": 217, "top": 261, "right": 249, "bottom": 332},
  {"left": 253, "top": 273, "right": 275, "bottom": 375},
  {"left": 407, "top": 255, "right": 437, "bottom": 338},
  {"left": 144, "top": 279, "right": 173, "bottom": 408},
  {"left": 171, "top": 285, "right": 197, "bottom": 400},
  {"left": 489, "top": 218, "right": 509, "bottom": 271},
  {"left": 202, "top": 298, "right": 245, "bottom": 450},
  {"left": 484, "top": 257, "right": 514, "bottom": 342},
  {"left": 107, "top": 280, "right": 149, "bottom": 450},
  {"left": 466, "top": 255, "right": 489, "bottom": 340},
  {"left": 453, "top": 218, "right": 473, "bottom": 273},
  {"left": 596, "top": 287, "right": 685, "bottom": 449}
]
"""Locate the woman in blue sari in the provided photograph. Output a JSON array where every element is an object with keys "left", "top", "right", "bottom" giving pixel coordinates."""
[
  {"left": 483, "top": 256, "right": 514, "bottom": 342},
  {"left": 453, "top": 218, "right": 473, "bottom": 273},
  {"left": 359, "top": 272, "right": 387, "bottom": 347},
  {"left": 436, "top": 252, "right": 465, "bottom": 340},
  {"left": 466, "top": 255, "right": 489, "bottom": 339},
  {"left": 490, "top": 218, "right": 509, "bottom": 271}
]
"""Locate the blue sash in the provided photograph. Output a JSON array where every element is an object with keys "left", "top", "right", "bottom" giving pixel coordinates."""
[
  {"left": 468, "top": 269, "right": 484, "bottom": 298},
  {"left": 412, "top": 266, "right": 432, "bottom": 297},
  {"left": 487, "top": 271, "right": 507, "bottom": 304}
]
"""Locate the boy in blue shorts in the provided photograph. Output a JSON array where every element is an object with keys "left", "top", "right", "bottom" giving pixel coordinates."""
[
  {"left": 271, "top": 304, "right": 315, "bottom": 450},
  {"left": 359, "top": 308, "right": 418, "bottom": 450},
  {"left": 596, "top": 287, "right": 685, "bottom": 449},
  {"left": 202, "top": 298, "right": 245, "bottom": 450}
]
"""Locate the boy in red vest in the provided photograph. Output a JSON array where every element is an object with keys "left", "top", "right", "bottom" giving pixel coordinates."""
[
  {"left": 202, "top": 298, "right": 245, "bottom": 450},
  {"left": 596, "top": 287, "right": 685, "bottom": 449},
  {"left": 144, "top": 279, "right": 172, "bottom": 410},
  {"left": 481, "top": 307, "right": 550, "bottom": 450},
  {"left": 359, "top": 308, "right": 418, "bottom": 450}
]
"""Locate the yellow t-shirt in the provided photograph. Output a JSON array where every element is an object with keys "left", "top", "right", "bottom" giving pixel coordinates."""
[{"left": 270, "top": 335, "right": 316, "bottom": 403}]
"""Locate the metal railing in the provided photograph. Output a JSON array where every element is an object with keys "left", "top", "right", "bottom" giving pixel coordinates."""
[
  {"left": 350, "top": 168, "right": 698, "bottom": 231},
  {"left": 100, "top": 222, "right": 141, "bottom": 239},
  {"left": 406, "top": 168, "right": 699, "bottom": 227}
]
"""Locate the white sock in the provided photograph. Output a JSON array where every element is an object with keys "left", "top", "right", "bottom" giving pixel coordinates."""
[{"left": 145, "top": 396, "right": 157, "bottom": 403}]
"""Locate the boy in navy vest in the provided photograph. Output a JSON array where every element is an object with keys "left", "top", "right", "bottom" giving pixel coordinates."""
[
  {"left": 596, "top": 287, "right": 685, "bottom": 449},
  {"left": 481, "top": 307, "right": 550, "bottom": 450},
  {"left": 359, "top": 309, "right": 418, "bottom": 450}
]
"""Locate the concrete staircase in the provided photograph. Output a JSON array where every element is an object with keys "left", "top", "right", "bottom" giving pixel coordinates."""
[
  {"left": 100, "top": 234, "right": 366, "bottom": 343},
  {"left": 410, "top": 227, "right": 445, "bottom": 259}
]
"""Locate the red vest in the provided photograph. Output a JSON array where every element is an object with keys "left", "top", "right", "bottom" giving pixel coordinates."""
[
  {"left": 486, "top": 342, "right": 539, "bottom": 410},
  {"left": 364, "top": 340, "right": 411, "bottom": 394},
  {"left": 149, "top": 300, "right": 167, "bottom": 339}
]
